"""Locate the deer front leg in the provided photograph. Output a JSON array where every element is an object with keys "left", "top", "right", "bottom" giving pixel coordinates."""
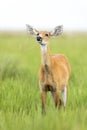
[
  {"left": 41, "top": 90, "right": 46, "bottom": 114},
  {"left": 52, "top": 90, "right": 61, "bottom": 109}
]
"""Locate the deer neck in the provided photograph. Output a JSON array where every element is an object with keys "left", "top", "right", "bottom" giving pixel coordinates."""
[{"left": 40, "top": 44, "right": 51, "bottom": 67}]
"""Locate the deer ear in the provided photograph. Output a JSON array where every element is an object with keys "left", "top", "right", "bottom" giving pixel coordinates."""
[
  {"left": 50, "top": 25, "right": 63, "bottom": 36},
  {"left": 26, "top": 24, "right": 39, "bottom": 35}
]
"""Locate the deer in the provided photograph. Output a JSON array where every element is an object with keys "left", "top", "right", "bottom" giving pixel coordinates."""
[{"left": 26, "top": 24, "right": 71, "bottom": 114}]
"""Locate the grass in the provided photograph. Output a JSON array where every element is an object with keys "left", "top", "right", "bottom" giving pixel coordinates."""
[{"left": 0, "top": 32, "right": 87, "bottom": 130}]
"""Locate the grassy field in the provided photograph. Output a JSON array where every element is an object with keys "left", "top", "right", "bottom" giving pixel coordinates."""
[{"left": 0, "top": 32, "right": 87, "bottom": 130}]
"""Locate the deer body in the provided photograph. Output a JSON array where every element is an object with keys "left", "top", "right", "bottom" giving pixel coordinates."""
[
  {"left": 39, "top": 44, "right": 71, "bottom": 113},
  {"left": 26, "top": 25, "right": 71, "bottom": 113},
  {"left": 39, "top": 53, "right": 70, "bottom": 92}
]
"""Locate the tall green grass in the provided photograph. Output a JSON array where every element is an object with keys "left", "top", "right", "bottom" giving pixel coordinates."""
[{"left": 0, "top": 32, "right": 87, "bottom": 130}]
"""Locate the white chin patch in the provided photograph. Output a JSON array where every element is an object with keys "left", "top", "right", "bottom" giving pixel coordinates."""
[
  {"left": 40, "top": 44, "right": 47, "bottom": 52},
  {"left": 41, "top": 41, "right": 47, "bottom": 45}
]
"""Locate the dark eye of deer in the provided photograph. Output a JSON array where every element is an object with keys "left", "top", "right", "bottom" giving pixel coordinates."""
[
  {"left": 45, "top": 34, "right": 48, "bottom": 37},
  {"left": 37, "top": 33, "right": 39, "bottom": 36}
]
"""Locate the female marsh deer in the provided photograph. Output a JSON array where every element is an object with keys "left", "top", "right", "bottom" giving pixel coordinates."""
[{"left": 26, "top": 25, "right": 71, "bottom": 113}]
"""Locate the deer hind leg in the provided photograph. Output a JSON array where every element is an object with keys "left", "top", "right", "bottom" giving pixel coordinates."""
[
  {"left": 41, "top": 91, "right": 47, "bottom": 114},
  {"left": 62, "top": 86, "right": 68, "bottom": 110}
]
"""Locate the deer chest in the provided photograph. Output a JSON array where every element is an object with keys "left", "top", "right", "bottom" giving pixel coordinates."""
[{"left": 41, "top": 64, "right": 54, "bottom": 84}]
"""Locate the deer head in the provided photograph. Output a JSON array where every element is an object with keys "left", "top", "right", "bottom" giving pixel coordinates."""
[{"left": 26, "top": 24, "right": 63, "bottom": 46}]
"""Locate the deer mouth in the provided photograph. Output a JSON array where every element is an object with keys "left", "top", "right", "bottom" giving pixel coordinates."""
[
  {"left": 37, "top": 40, "right": 46, "bottom": 46},
  {"left": 37, "top": 40, "right": 44, "bottom": 46}
]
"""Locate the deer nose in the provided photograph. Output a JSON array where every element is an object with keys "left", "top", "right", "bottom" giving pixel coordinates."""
[{"left": 37, "top": 36, "right": 42, "bottom": 42}]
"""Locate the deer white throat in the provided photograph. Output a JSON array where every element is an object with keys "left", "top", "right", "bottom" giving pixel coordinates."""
[
  {"left": 40, "top": 44, "right": 47, "bottom": 53},
  {"left": 40, "top": 44, "right": 51, "bottom": 66}
]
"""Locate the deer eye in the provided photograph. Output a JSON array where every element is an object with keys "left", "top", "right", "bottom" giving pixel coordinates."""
[
  {"left": 37, "top": 33, "right": 39, "bottom": 36},
  {"left": 45, "top": 34, "right": 48, "bottom": 37}
]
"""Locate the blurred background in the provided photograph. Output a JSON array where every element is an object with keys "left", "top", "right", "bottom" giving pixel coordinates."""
[{"left": 0, "top": 0, "right": 87, "bottom": 32}]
